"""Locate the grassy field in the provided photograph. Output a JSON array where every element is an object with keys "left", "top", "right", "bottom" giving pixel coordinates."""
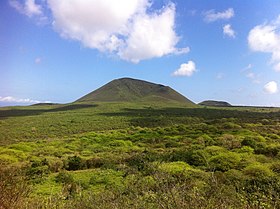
[{"left": 1, "top": 102, "right": 280, "bottom": 208}]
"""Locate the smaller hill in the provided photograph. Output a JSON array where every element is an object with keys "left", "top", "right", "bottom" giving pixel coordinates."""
[{"left": 199, "top": 100, "right": 232, "bottom": 107}]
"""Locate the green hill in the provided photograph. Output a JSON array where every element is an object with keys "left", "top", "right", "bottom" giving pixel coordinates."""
[
  {"left": 76, "top": 77, "right": 194, "bottom": 105},
  {"left": 199, "top": 100, "right": 232, "bottom": 107}
]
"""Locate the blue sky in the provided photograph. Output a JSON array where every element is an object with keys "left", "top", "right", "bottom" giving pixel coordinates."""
[{"left": 1, "top": 0, "right": 280, "bottom": 106}]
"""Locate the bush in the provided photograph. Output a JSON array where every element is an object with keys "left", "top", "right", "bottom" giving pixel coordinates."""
[
  {"left": 209, "top": 152, "right": 241, "bottom": 172},
  {"left": 26, "top": 165, "right": 49, "bottom": 181},
  {"left": 241, "top": 137, "right": 257, "bottom": 149},
  {"left": 243, "top": 164, "right": 274, "bottom": 179},
  {"left": 85, "top": 157, "right": 104, "bottom": 169},
  {"left": 65, "top": 156, "right": 84, "bottom": 171},
  {"left": 262, "top": 144, "right": 280, "bottom": 157},
  {"left": 25, "top": 158, "right": 50, "bottom": 180},
  {"left": 221, "top": 122, "right": 241, "bottom": 130},
  {"left": 189, "top": 149, "right": 209, "bottom": 167},
  {"left": 270, "top": 162, "right": 280, "bottom": 174},
  {"left": 0, "top": 166, "right": 30, "bottom": 208},
  {"left": 55, "top": 171, "right": 74, "bottom": 184},
  {"left": 236, "top": 146, "right": 254, "bottom": 154},
  {"left": 219, "top": 134, "right": 241, "bottom": 150},
  {"left": 89, "top": 169, "right": 124, "bottom": 188},
  {"left": 48, "top": 159, "right": 64, "bottom": 172},
  {"left": 159, "top": 161, "right": 192, "bottom": 175}
]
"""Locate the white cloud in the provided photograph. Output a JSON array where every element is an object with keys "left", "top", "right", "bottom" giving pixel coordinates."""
[
  {"left": 172, "top": 61, "right": 196, "bottom": 77},
  {"left": 9, "top": 0, "right": 43, "bottom": 17},
  {"left": 273, "top": 62, "right": 280, "bottom": 72},
  {"left": 242, "top": 64, "right": 253, "bottom": 72},
  {"left": 10, "top": 0, "right": 188, "bottom": 63},
  {"left": 216, "top": 73, "right": 224, "bottom": 80},
  {"left": 246, "top": 72, "right": 255, "bottom": 79},
  {"left": 203, "top": 8, "right": 234, "bottom": 22},
  {"left": 264, "top": 81, "right": 278, "bottom": 94},
  {"left": 46, "top": 0, "right": 188, "bottom": 63},
  {"left": 0, "top": 96, "right": 51, "bottom": 104},
  {"left": 248, "top": 15, "right": 280, "bottom": 72},
  {"left": 246, "top": 72, "right": 261, "bottom": 84},
  {"left": 223, "top": 24, "right": 235, "bottom": 38},
  {"left": 35, "top": 57, "right": 42, "bottom": 64},
  {"left": 242, "top": 64, "right": 261, "bottom": 84}
]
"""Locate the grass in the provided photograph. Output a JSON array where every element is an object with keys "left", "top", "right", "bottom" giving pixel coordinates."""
[
  {"left": 76, "top": 77, "right": 194, "bottom": 104},
  {"left": 0, "top": 102, "right": 279, "bottom": 145}
]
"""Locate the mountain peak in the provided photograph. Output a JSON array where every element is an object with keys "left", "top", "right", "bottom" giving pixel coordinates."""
[{"left": 76, "top": 77, "right": 194, "bottom": 104}]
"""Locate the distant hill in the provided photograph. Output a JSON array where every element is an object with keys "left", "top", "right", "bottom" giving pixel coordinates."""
[
  {"left": 76, "top": 77, "right": 194, "bottom": 105},
  {"left": 199, "top": 100, "right": 232, "bottom": 107},
  {"left": 31, "top": 103, "right": 59, "bottom": 106}
]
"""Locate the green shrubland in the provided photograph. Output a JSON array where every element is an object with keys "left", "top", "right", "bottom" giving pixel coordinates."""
[{"left": 0, "top": 102, "right": 280, "bottom": 208}]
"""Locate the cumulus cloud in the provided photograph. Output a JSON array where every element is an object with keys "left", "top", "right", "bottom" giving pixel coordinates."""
[
  {"left": 10, "top": 0, "right": 188, "bottom": 63},
  {"left": 248, "top": 15, "right": 280, "bottom": 72},
  {"left": 0, "top": 96, "right": 51, "bottom": 104},
  {"left": 172, "top": 61, "right": 196, "bottom": 77},
  {"left": 203, "top": 8, "right": 234, "bottom": 22},
  {"left": 223, "top": 24, "right": 235, "bottom": 38},
  {"left": 46, "top": 0, "right": 188, "bottom": 63},
  {"left": 263, "top": 81, "right": 278, "bottom": 94},
  {"left": 273, "top": 61, "right": 280, "bottom": 72},
  {"left": 9, "top": 0, "right": 43, "bottom": 17}
]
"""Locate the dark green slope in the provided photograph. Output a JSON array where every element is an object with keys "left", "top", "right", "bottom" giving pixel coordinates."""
[
  {"left": 199, "top": 100, "right": 232, "bottom": 107},
  {"left": 76, "top": 78, "right": 194, "bottom": 104}
]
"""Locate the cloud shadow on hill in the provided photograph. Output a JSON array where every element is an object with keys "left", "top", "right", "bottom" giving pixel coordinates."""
[
  {"left": 0, "top": 104, "right": 97, "bottom": 119},
  {"left": 99, "top": 106, "right": 280, "bottom": 127}
]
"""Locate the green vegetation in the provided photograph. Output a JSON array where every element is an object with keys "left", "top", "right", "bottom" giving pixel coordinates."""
[
  {"left": 76, "top": 77, "right": 194, "bottom": 104},
  {"left": 1, "top": 101, "right": 280, "bottom": 208},
  {"left": 199, "top": 100, "right": 232, "bottom": 107}
]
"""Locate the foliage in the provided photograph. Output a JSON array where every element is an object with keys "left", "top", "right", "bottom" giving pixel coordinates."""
[
  {"left": 0, "top": 102, "right": 280, "bottom": 208},
  {"left": 0, "top": 166, "right": 30, "bottom": 209}
]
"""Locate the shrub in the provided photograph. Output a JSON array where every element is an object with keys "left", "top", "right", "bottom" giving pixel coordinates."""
[
  {"left": 219, "top": 134, "right": 241, "bottom": 150},
  {"left": 65, "top": 156, "right": 84, "bottom": 171},
  {"left": 209, "top": 152, "right": 241, "bottom": 172},
  {"left": 0, "top": 166, "right": 30, "bottom": 209},
  {"left": 224, "top": 169, "right": 245, "bottom": 186},
  {"left": 85, "top": 157, "right": 104, "bottom": 169},
  {"left": 48, "top": 159, "right": 64, "bottom": 172},
  {"left": 0, "top": 154, "right": 18, "bottom": 165},
  {"left": 8, "top": 143, "right": 33, "bottom": 152},
  {"left": 89, "top": 169, "right": 124, "bottom": 188},
  {"left": 270, "top": 162, "right": 280, "bottom": 174},
  {"left": 26, "top": 165, "right": 49, "bottom": 181},
  {"left": 199, "top": 134, "right": 215, "bottom": 146},
  {"left": 205, "top": 146, "right": 226, "bottom": 156},
  {"left": 241, "top": 137, "right": 257, "bottom": 149},
  {"left": 26, "top": 158, "right": 50, "bottom": 180},
  {"left": 159, "top": 161, "right": 192, "bottom": 175},
  {"left": 236, "top": 146, "right": 254, "bottom": 154},
  {"left": 262, "top": 144, "right": 280, "bottom": 157},
  {"left": 189, "top": 149, "right": 209, "bottom": 167},
  {"left": 221, "top": 122, "right": 241, "bottom": 130},
  {"left": 55, "top": 171, "right": 74, "bottom": 184},
  {"left": 243, "top": 164, "right": 274, "bottom": 179}
]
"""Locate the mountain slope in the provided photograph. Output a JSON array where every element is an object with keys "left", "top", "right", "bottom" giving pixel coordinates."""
[{"left": 76, "top": 78, "right": 194, "bottom": 104}]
